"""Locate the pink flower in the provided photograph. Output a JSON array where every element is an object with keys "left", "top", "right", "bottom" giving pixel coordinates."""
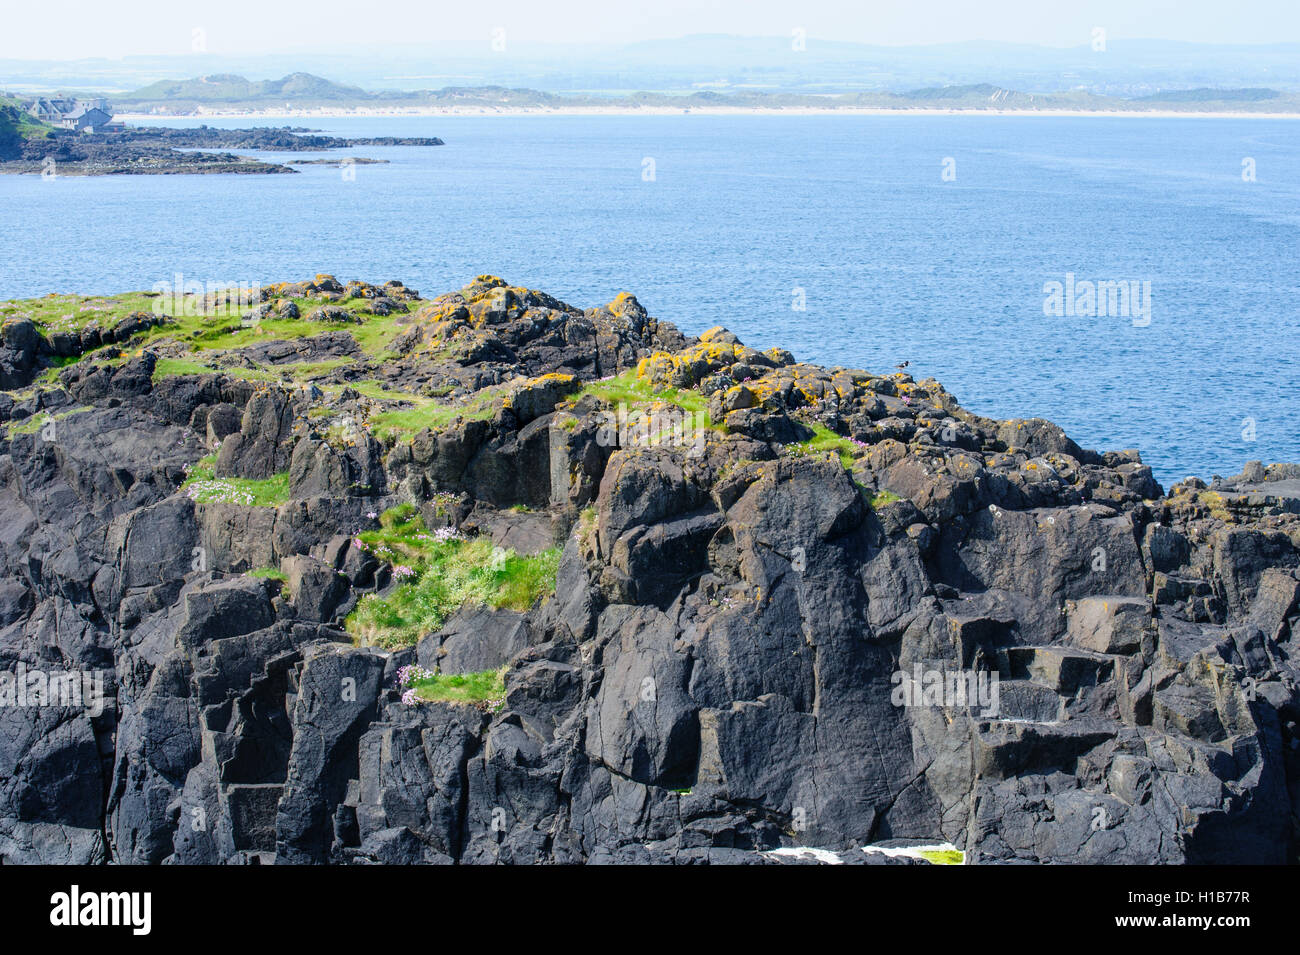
[{"left": 396, "top": 664, "right": 435, "bottom": 688}]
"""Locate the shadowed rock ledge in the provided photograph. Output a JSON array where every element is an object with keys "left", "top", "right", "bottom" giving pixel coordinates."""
[{"left": 1, "top": 274, "right": 1297, "bottom": 865}]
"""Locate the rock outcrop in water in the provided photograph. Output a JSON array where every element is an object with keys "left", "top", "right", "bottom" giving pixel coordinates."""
[
  {"left": 1, "top": 274, "right": 1298, "bottom": 864},
  {"left": 0, "top": 123, "right": 444, "bottom": 175}
]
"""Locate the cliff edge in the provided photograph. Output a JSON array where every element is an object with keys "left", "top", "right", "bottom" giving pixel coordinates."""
[{"left": 1, "top": 274, "right": 1297, "bottom": 864}]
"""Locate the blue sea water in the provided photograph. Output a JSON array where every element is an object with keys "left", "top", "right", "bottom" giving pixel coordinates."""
[{"left": 2, "top": 113, "right": 1298, "bottom": 486}]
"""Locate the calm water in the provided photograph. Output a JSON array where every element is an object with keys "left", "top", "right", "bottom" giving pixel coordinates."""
[{"left": 3, "top": 114, "right": 1298, "bottom": 486}]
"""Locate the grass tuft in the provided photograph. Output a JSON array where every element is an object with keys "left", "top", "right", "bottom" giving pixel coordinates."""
[
  {"left": 786, "top": 423, "right": 867, "bottom": 468},
  {"left": 869, "top": 489, "right": 902, "bottom": 509},
  {"left": 346, "top": 506, "right": 560, "bottom": 649},
  {"left": 5, "top": 405, "right": 93, "bottom": 438},
  {"left": 369, "top": 383, "right": 505, "bottom": 442},
  {"left": 410, "top": 666, "right": 507, "bottom": 705},
  {"left": 246, "top": 566, "right": 288, "bottom": 581},
  {"left": 181, "top": 453, "right": 289, "bottom": 506}
]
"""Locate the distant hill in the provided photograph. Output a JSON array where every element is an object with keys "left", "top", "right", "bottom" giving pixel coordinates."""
[
  {"left": 123, "top": 72, "right": 374, "bottom": 107},
  {"left": 9, "top": 36, "right": 1300, "bottom": 98},
  {"left": 868, "top": 84, "right": 1108, "bottom": 109},
  {"left": 115, "top": 76, "right": 566, "bottom": 112},
  {"left": 1131, "top": 87, "right": 1280, "bottom": 103}
]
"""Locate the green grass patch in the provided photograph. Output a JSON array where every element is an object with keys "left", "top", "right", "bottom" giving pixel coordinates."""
[
  {"left": 571, "top": 369, "right": 717, "bottom": 448},
  {"left": 38, "top": 355, "right": 82, "bottom": 384},
  {"left": 411, "top": 666, "right": 507, "bottom": 705},
  {"left": 870, "top": 490, "right": 902, "bottom": 509},
  {"left": 369, "top": 383, "right": 506, "bottom": 442},
  {"left": 152, "top": 357, "right": 227, "bottom": 381},
  {"left": 5, "top": 405, "right": 93, "bottom": 438},
  {"left": 0, "top": 288, "right": 423, "bottom": 401},
  {"left": 1, "top": 291, "right": 162, "bottom": 338},
  {"left": 807, "top": 424, "right": 861, "bottom": 467},
  {"left": 181, "top": 454, "right": 289, "bottom": 506},
  {"left": 0, "top": 97, "right": 53, "bottom": 139},
  {"left": 1, "top": 290, "right": 417, "bottom": 364},
  {"left": 576, "top": 368, "right": 708, "bottom": 416},
  {"left": 346, "top": 506, "right": 560, "bottom": 649},
  {"left": 343, "top": 379, "right": 427, "bottom": 403},
  {"left": 246, "top": 566, "right": 288, "bottom": 581},
  {"left": 348, "top": 311, "right": 412, "bottom": 358},
  {"left": 788, "top": 423, "right": 865, "bottom": 468}
]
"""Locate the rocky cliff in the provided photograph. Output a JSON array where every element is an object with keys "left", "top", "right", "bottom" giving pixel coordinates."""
[{"left": 1, "top": 274, "right": 1297, "bottom": 865}]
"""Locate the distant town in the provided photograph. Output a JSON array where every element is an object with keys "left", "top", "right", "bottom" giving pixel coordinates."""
[{"left": 0, "top": 94, "right": 442, "bottom": 175}]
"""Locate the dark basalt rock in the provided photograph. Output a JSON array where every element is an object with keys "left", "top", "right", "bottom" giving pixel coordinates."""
[
  {"left": 3, "top": 274, "right": 1299, "bottom": 865},
  {"left": 216, "top": 388, "right": 297, "bottom": 479}
]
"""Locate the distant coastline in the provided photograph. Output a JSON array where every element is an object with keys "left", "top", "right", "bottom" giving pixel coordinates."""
[
  {"left": 116, "top": 105, "right": 1300, "bottom": 120},
  {"left": 0, "top": 117, "right": 442, "bottom": 175},
  {"left": 96, "top": 73, "right": 1300, "bottom": 121}
]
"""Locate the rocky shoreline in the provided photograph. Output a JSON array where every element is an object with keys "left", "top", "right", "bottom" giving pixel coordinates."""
[
  {"left": 1, "top": 274, "right": 1297, "bottom": 864},
  {"left": 0, "top": 125, "right": 443, "bottom": 176}
]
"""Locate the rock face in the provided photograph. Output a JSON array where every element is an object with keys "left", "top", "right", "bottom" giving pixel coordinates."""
[{"left": 2, "top": 274, "right": 1299, "bottom": 865}]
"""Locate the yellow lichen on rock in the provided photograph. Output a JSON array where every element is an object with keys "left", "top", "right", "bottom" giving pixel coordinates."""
[{"left": 636, "top": 341, "right": 750, "bottom": 390}]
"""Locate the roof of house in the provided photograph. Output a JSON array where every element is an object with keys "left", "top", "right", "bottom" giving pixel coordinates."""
[{"left": 25, "top": 98, "right": 114, "bottom": 121}]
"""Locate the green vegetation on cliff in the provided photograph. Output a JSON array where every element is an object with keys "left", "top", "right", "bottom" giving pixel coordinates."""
[
  {"left": 246, "top": 566, "right": 289, "bottom": 581},
  {"left": 2, "top": 285, "right": 419, "bottom": 383},
  {"left": 346, "top": 505, "right": 561, "bottom": 649},
  {"left": 181, "top": 453, "right": 290, "bottom": 506},
  {"left": 369, "top": 383, "right": 506, "bottom": 442},
  {"left": 796, "top": 423, "right": 864, "bottom": 468},
  {"left": 407, "top": 666, "right": 507, "bottom": 705},
  {"left": 0, "top": 97, "right": 51, "bottom": 159},
  {"left": 3, "top": 272, "right": 1298, "bottom": 865},
  {"left": 5, "top": 405, "right": 93, "bottom": 438}
]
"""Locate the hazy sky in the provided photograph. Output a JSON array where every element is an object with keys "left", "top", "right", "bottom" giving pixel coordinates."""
[{"left": 6, "top": 0, "right": 1300, "bottom": 59}]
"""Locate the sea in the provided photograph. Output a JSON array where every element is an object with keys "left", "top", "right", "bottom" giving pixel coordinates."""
[{"left": 2, "top": 113, "right": 1298, "bottom": 486}]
